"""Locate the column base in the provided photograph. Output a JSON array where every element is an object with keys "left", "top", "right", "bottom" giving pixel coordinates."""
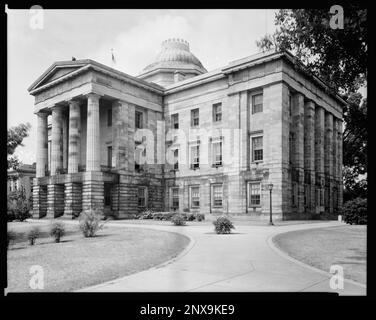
[
  {"left": 82, "top": 180, "right": 104, "bottom": 213},
  {"left": 64, "top": 182, "right": 82, "bottom": 218},
  {"left": 47, "top": 184, "right": 65, "bottom": 218},
  {"left": 32, "top": 185, "right": 47, "bottom": 218}
]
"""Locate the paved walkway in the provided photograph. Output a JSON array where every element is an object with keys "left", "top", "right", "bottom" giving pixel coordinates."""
[{"left": 75, "top": 221, "right": 366, "bottom": 295}]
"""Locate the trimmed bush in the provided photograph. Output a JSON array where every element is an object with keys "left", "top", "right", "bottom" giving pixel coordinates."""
[
  {"left": 213, "top": 216, "right": 235, "bottom": 234},
  {"left": 186, "top": 213, "right": 196, "bottom": 221},
  {"left": 140, "top": 209, "right": 154, "bottom": 219},
  {"left": 7, "top": 230, "right": 17, "bottom": 248},
  {"left": 50, "top": 222, "right": 66, "bottom": 243},
  {"left": 171, "top": 214, "right": 186, "bottom": 226},
  {"left": 7, "top": 190, "right": 31, "bottom": 222},
  {"left": 196, "top": 213, "right": 205, "bottom": 222},
  {"left": 153, "top": 212, "right": 173, "bottom": 220},
  {"left": 342, "top": 198, "right": 367, "bottom": 225},
  {"left": 79, "top": 210, "right": 105, "bottom": 237},
  {"left": 27, "top": 227, "right": 40, "bottom": 245}
]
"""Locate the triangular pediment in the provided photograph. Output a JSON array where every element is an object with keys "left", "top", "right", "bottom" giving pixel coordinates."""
[{"left": 28, "top": 60, "right": 91, "bottom": 92}]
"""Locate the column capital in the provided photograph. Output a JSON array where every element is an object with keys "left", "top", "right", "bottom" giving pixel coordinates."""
[
  {"left": 111, "top": 99, "right": 123, "bottom": 107},
  {"left": 51, "top": 105, "right": 65, "bottom": 112},
  {"left": 304, "top": 99, "right": 315, "bottom": 108},
  {"left": 36, "top": 111, "right": 49, "bottom": 118},
  {"left": 67, "top": 99, "right": 81, "bottom": 107},
  {"left": 85, "top": 92, "right": 102, "bottom": 100}
]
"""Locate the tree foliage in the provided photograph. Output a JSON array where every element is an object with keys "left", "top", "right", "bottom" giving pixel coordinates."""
[
  {"left": 257, "top": 7, "right": 367, "bottom": 93},
  {"left": 257, "top": 7, "right": 367, "bottom": 200},
  {"left": 7, "top": 123, "right": 31, "bottom": 169}
]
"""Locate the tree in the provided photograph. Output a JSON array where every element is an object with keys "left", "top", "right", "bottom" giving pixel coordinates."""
[
  {"left": 257, "top": 7, "right": 367, "bottom": 200},
  {"left": 257, "top": 7, "right": 367, "bottom": 94},
  {"left": 7, "top": 123, "right": 31, "bottom": 170}
]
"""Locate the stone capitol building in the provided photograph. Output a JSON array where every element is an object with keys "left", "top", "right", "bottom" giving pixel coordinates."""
[{"left": 29, "top": 38, "right": 345, "bottom": 220}]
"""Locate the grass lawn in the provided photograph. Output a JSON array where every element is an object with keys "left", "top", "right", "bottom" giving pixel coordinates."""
[
  {"left": 7, "top": 221, "right": 190, "bottom": 292},
  {"left": 273, "top": 225, "right": 366, "bottom": 284}
]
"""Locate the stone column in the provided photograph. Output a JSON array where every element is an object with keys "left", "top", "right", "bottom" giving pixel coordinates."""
[
  {"left": 68, "top": 100, "right": 81, "bottom": 173},
  {"left": 62, "top": 112, "right": 68, "bottom": 171},
  {"left": 64, "top": 182, "right": 82, "bottom": 217},
  {"left": 324, "top": 112, "right": 334, "bottom": 214},
  {"left": 315, "top": 106, "right": 325, "bottom": 213},
  {"left": 47, "top": 184, "right": 64, "bottom": 218},
  {"left": 240, "top": 91, "right": 249, "bottom": 171},
  {"left": 337, "top": 120, "right": 343, "bottom": 211},
  {"left": 86, "top": 93, "right": 101, "bottom": 171},
  {"left": 36, "top": 112, "right": 48, "bottom": 178},
  {"left": 112, "top": 100, "right": 128, "bottom": 172},
  {"left": 291, "top": 92, "right": 305, "bottom": 214},
  {"left": 304, "top": 100, "right": 315, "bottom": 215},
  {"left": 50, "top": 106, "right": 64, "bottom": 175},
  {"left": 32, "top": 182, "right": 47, "bottom": 218},
  {"left": 332, "top": 118, "right": 339, "bottom": 212}
]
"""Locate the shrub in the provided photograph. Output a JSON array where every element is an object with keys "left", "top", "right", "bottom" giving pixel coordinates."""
[
  {"left": 213, "top": 216, "right": 235, "bottom": 234},
  {"left": 50, "top": 222, "right": 66, "bottom": 243},
  {"left": 79, "top": 209, "right": 105, "bottom": 237},
  {"left": 7, "top": 230, "right": 17, "bottom": 248},
  {"left": 27, "top": 227, "right": 40, "bottom": 245},
  {"left": 171, "top": 214, "right": 186, "bottom": 226},
  {"left": 342, "top": 198, "right": 367, "bottom": 225},
  {"left": 140, "top": 208, "right": 154, "bottom": 219},
  {"left": 7, "top": 190, "right": 31, "bottom": 222},
  {"left": 186, "top": 213, "right": 196, "bottom": 221},
  {"left": 153, "top": 212, "right": 173, "bottom": 220},
  {"left": 196, "top": 213, "right": 205, "bottom": 222}
]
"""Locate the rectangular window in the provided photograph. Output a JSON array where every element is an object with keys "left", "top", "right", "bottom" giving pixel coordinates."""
[
  {"left": 104, "top": 184, "right": 111, "bottom": 206},
  {"left": 252, "top": 93, "right": 263, "bottom": 114},
  {"left": 292, "top": 183, "right": 298, "bottom": 206},
  {"left": 171, "top": 187, "right": 179, "bottom": 209},
  {"left": 212, "top": 184, "right": 223, "bottom": 207},
  {"left": 320, "top": 188, "right": 324, "bottom": 206},
  {"left": 333, "top": 187, "right": 338, "bottom": 209},
  {"left": 289, "top": 132, "right": 294, "bottom": 164},
  {"left": 107, "top": 108, "right": 112, "bottom": 127},
  {"left": 213, "top": 103, "right": 222, "bottom": 122},
  {"left": 107, "top": 146, "right": 112, "bottom": 167},
  {"left": 174, "top": 149, "right": 179, "bottom": 170},
  {"left": 190, "top": 144, "right": 200, "bottom": 169},
  {"left": 252, "top": 136, "right": 263, "bottom": 161},
  {"left": 191, "top": 108, "right": 199, "bottom": 127},
  {"left": 248, "top": 183, "right": 261, "bottom": 207},
  {"left": 171, "top": 113, "right": 179, "bottom": 129},
  {"left": 304, "top": 184, "right": 310, "bottom": 206},
  {"left": 212, "top": 141, "right": 222, "bottom": 166},
  {"left": 138, "top": 187, "right": 147, "bottom": 207},
  {"left": 325, "top": 186, "right": 330, "bottom": 207},
  {"left": 190, "top": 186, "right": 200, "bottom": 208},
  {"left": 135, "top": 111, "right": 143, "bottom": 129}
]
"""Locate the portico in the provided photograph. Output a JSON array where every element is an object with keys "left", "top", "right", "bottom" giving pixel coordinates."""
[{"left": 29, "top": 59, "right": 165, "bottom": 219}]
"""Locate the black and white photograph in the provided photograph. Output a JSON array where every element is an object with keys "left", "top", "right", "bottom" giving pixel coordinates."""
[{"left": 4, "top": 4, "right": 369, "bottom": 306}]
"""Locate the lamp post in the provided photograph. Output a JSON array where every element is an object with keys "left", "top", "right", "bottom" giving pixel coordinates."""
[{"left": 268, "top": 183, "right": 274, "bottom": 225}]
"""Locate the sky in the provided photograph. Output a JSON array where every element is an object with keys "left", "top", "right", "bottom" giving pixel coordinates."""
[{"left": 7, "top": 9, "right": 278, "bottom": 164}]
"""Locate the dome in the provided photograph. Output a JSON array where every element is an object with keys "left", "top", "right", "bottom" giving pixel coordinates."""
[
  {"left": 142, "top": 38, "right": 207, "bottom": 73},
  {"left": 138, "top": 38, "right": 207, "bottom": 86}
]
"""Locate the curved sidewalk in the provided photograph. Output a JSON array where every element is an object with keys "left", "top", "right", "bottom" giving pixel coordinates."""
[{"left": 78, "top": 221, "right": 366, "bottom": 295}]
